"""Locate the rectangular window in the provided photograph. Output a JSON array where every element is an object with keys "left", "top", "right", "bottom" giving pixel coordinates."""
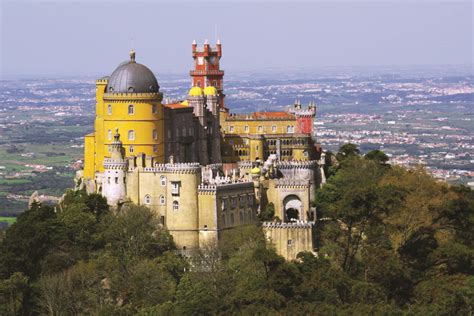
[
  {"left": 171, "top": 181, "right": 180, "bottom": 196},
  {"left": 229, "top": 126, "right": 234, "bottom": 132},
  {"left": 107, "top": 105, "right": 112, "bottom": 115},
  {"left": 244, "top": 125, "right": 249, "bottom": 133},
  {"left": 160, "top": 216, "right": 165, "bottom": 225},
  {"left": 153, "top": 145, "right": 158, "bottom": 153},
  {"left": 129, "top": 145, "right": 134, "bottom": 153},
  {"left": 153, "top": 129, "right": 158, "bottom": 140},
  {"left": 152, "top": 104, "right": 157, "bottom": 114},
  {"left": 258, "top": 126, "right": 263, "bottom": 133},
  {"left": 272, "top": 125, "right": 277, "bottom": 133},
  {"left": 287, "top": 239, "right": 293, "bottom": 246}
]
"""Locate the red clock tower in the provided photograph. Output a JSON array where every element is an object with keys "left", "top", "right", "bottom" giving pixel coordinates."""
[{"left": 190, "top": 39, "right": 226, "bottom": 109}]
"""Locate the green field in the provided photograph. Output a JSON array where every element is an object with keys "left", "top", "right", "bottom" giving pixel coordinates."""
[{"left": 0, "top": 216, "right": 17, "bottom": 224}]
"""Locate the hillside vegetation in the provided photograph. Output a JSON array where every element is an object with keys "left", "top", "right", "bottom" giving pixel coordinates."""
[{"left": 0, "top": 145, "right": 473, "bottom": 315}]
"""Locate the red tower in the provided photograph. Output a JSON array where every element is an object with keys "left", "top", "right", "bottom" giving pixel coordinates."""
[{"left": 190, "top": 39, "right": 225, "bottom": 108}]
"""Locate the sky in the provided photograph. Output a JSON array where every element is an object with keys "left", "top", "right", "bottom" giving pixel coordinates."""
[{"left": 1, "top": 0, "right": 472, "bottom": 77}]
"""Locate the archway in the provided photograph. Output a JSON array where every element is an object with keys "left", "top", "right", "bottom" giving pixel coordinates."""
[{"left": 283, "top": 195, "right": 302, "bottom": 222}]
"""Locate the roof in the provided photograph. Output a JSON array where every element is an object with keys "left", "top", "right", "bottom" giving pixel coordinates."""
[
  {"left": 189, "top": 86, "right": 203, "bottom": 97},
  {"left": 226, "top": 111, "right": 296, "bottom": 121},
  {"left": 164, "top": 103, "right": 191, "bottom": 110},
  {"left": 106, "top": 52, "right": 159, "bottom": 93},
  {"left": 253, "top": 112, "right": 295, "bottom": 120}
]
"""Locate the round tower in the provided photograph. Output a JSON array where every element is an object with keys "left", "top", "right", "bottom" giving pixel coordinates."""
[{"left": 102, "top": 129, "right": 128, "bottom": 206}]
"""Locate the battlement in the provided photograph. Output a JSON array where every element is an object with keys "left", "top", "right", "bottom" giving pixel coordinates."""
[
  {"left": 263, "top": 221, "right": 314, "bottom": 229},
  {"left": 198, "top": 181, "right": 254, "bottom": 194},
  {"left": 96, "top": 77, "right": 109, "bottom": 84},
  {"left": 276, "top": 160, "right": 318, "bottom": 169},
  {"left": 103, "top": 159, "right": 127, "bottom": 170},
  {"left": 133, "top": 162, "right": 201, "bottom": 174},
  {"left": 103, "top": 92, "right": 163, "bottom": 101},
  {"left": 274, "top": 179, "right": 310, "bottom": 188}
]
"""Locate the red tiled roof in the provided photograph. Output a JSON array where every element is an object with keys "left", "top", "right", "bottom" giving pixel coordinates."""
[{"left": 253, "top": 111, "right": 295, "bottom": 120}]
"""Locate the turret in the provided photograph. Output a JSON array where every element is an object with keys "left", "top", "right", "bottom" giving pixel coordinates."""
[{"left": 102, "top": 129, "right": 128, "bottom": 206}]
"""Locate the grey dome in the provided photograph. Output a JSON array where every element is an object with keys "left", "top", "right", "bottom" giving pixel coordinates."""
[{"left": 106, "top": 56, "right": 159, "bottom": 93}]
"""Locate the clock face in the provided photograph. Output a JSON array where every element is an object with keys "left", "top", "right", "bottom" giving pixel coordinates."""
[
  {"left": 197, "top": 57, "right": 204, "bottom": 65},
  {"left": 210, "top": 56, "right": 217, "bottom": 65}
]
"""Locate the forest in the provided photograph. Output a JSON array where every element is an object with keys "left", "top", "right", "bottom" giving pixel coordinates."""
[{"left": 0, "top": 145, "right": 473, "bottom": 315}]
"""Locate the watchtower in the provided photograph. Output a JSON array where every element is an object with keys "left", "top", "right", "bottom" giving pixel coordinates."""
[{"left": 191, "top": 39, "right": 225, "bottom": 109}]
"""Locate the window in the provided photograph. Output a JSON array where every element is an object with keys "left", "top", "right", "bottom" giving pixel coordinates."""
[
  {"left": 272, "top": 125, "right": 277, "bottom": 133},
  {"left": 114, "top": 177, "right": 118, "bottom": 184},
  {"left": 222, "top": 214, "right": 226, "bottom": 226},
  {"left": 197, "top": 80, "right": 201, "bottom": 87},
  {"left": 213, "top": 80, "right": 217, "bottom": 87},
  {"left": 287, "top": 126, "right": 294, "bottom": 133},
  {"left": 160, "top": 216, "right": 165, "bottom": 225},
  {"left": 229, "top": 125, "right": 234, "bottom": 132},
  {"left": 128, "top": 104, "right": 134, "bottom": 115},
  {"left": 288, "top": 239, "right": 293, "bottom": 246},
  {"left": 159, "top": 195, "right": 165, "bottom": 205},
  {"left": 129, "top": 145, "right": 134, "bottom": 153},
  {"left": 107, "top": 177, "right": 110, "bottom": 184},
  {"left": 144, "top": 194, "right": 151, "bottom": 204},
  {"left": 107, "top": 105, "right": 112, "bottom": 115},
  {"left": 153, "top": 129, "right": 158, "bottom": 140},
  {"left": 230, "top": 213, "right": 235, "bottom": 225},
  {"left": 128, "top": 130, "right": 135, "bottom": 140},
  {"left": 221, "top": 198, "right": 228, "bottom": 211},
  {"left": 108, "top": 130, "right": 112, "bottom": 140},
  {"left": 258, "top": 126, "right": 263, "bottom": 133},
  {"left": 152, "top": 104, "right": 157, "bottom": 114},
  {"left": 239, "top": 212, "right": 244, "bottom": 222},
  {"left": 167, "top": 129, "right": 171, "bottom": 139},
  {"left": 171, "top": 181, "right": 180, "bottom": 196},
  {"left": 153, "top": 145, "right": 158, "bottom": 153},
  {"left": 173, "top": 200, "right": 179, "bottom": 211},
  {"left": 244, "top": 125, "right": 249, "bottom": 133},
  {"left": 160, "top": 175, "right": 166, "bottom": 186}
]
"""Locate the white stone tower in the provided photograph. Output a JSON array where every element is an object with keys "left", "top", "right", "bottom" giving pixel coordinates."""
[{"left": 102, "top": 129, "right": 128, "bottom": 206}]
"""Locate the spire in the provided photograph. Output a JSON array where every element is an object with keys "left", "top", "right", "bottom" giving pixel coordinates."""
[
  {"left": 192, "top": 39, "right": 196, "bottom": 45},
  {"left": 111, "top": 129, "right": 124, "bottom": 160},
  {"left": 217, "top": 38, "right": 221, "bottom": 45},
  {"left": 129, "top": 49, "right": 136, "bottom": 63}
]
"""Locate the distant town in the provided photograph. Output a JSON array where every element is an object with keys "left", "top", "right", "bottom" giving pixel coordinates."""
[{"left": 0, "top": 67, "right": 473, "bottom": 214}]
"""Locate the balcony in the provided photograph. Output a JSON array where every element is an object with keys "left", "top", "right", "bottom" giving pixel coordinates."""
[{"left": 190, "top": 70, "right": 224, "bottom": 76}]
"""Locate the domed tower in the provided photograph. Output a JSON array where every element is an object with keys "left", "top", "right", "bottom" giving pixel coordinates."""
[
  {"left": 102, "top": 129, "right": 127, "bottom": 206},
  {"left": 84, "top": 50, "right": 164, "bottom": 180}
]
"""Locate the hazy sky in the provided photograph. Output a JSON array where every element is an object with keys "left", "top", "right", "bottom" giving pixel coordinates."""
[{"left": 1, "top": 0, "right": 472, "bottom": 77}]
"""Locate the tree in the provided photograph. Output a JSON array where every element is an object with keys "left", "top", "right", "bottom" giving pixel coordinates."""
[
  {"left": 365, "top": 149, "right": 389, "bottom": 164},
  {"left": 336, "top": 143, "right": 360, "bottom": 162},
  {"left": 0, "top": 272, "right": 29, "bottom": 316},
  {"left": 258, "top": 202, "right": 275, "bottom": 222}
]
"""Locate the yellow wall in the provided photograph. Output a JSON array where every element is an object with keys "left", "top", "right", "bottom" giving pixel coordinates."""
[
  {"left": 224, "top": 118, "right": 296, "bottom": 135},
  {"left": 88, "top": 77, "right": 165, "bottom": 176},
  {"left": 83, "top": 133, "right": 95, "bottom": 179}
]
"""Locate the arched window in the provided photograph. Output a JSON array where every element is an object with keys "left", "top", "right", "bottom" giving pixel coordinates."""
[
  {"left": 152, "top": 104, "right": 157, "bottom": 114},
  {"left": 128, "top": 130, "right": 135, "bottom": 140},
  {"left": 173, "top": 201, "right": 179, "bottom": 211},
  {"left": 239, "top": 211, "right": 244, "bottom": 222},
  {"left": 159, "top": 195, "right": 165, "bottom": 205},
  {"left": 128, "top": 104, "right": 134, "bottom": 115},
  {"left": 107, "top": 104, "right": 112, "bottom": 115},
  {"left": 160, "top": 175, "right": 166, "bottom": 186},
  {"left": 144, "top": 194, "right": 151, "bottom": 204},
  {"left": 108, "top": 130, "right": 112, "bottom": 140},
  {"left": 272, "top": 125, "right": 277, "bottom": 132},
  {"left": 129, "top": 145, "right": 134, "bottom": 153}
]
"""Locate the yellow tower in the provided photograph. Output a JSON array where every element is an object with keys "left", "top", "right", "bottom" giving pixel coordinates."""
[{"left": 83, "top": 50, "right": 164, "bottom": 179}]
